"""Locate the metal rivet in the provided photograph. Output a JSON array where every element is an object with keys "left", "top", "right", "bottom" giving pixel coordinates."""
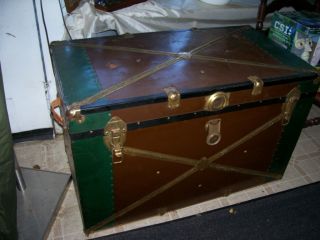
[
  {"left": 229, "top": 208, "right": 237, "bottom": 215},
  {"left": 167, "top": 116, "right": 171, "bottom": 120},
  {"left": 198, "top": 184, "right": 202, "bottom": 188},
  {"left": 137, "top": 121, "right": 140, "bottom": 125},
  {"left": 156, "top": 171, "right": 160, "bottom": 175},
  {"left": 243, "top": 150, "right": 248, "bottom": 154}
]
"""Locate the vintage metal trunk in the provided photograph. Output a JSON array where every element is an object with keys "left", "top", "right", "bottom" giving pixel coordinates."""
[{"left": 50, "top": 26, "right": 319, "bottom": 234}]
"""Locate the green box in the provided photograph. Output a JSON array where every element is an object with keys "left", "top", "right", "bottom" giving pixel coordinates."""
[{"left": 268, "top": 11, "right": 320, "bottom": 66}]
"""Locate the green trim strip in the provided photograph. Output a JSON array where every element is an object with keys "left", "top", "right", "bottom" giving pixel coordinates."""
[
  {"left": 69, "top": 111, "right": 111, "bottom": 134},
  {"left": 299, "top": 79, "right": 320, "bottom": 93},
  {"left": 269, "top": 80, "right": 319, "bottom": 174},
  {"left": 243, "top": 28, "right": 315, "bottom": 71},
  {"left": 71, "top": 136, "right": 114, "bottom": 230},
  {"left": 50, "top": 44, "right": 101, "bottom": 105}
]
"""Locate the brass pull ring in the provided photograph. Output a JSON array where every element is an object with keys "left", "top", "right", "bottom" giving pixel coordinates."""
[{"left": 204, "top": 92, "right": 230, "bottom": 111}]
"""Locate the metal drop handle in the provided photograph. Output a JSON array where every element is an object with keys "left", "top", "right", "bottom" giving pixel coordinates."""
[{"left": 205, "top": 119, "right": 222, "bottom": 146}]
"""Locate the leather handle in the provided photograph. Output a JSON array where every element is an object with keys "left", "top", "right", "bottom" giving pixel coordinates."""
[{"left": 50, "top": 98, "right": 64, "bottom": 127}]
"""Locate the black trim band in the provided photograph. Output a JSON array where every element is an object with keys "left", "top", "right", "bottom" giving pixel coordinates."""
[
  {"left": 80, "top": 74, "right": 317, "bottom": 114},
  {"left": 70, "top": 93, "right": 313, "bottom": 141},
  {"left": 70, "top": 95, "right": 308, "bottom": 141}
]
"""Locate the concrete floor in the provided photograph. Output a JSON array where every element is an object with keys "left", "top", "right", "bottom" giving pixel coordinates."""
[{"left": 14, "top": 105, "right": 320, "bottom": 240}]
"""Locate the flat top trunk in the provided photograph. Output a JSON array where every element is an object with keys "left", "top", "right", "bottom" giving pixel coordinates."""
[{"left": 50, "top": 26, "right": 316, "bottom": 109}]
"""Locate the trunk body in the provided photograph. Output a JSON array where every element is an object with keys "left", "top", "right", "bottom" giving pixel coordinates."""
[{"left": 50, "top": 26, "right": 319, "bottom": 233}]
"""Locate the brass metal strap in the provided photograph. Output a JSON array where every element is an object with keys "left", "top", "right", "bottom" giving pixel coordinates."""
[
  {"left": 192, "top": 55, "right": 316, "bottom": 73},
  {"left": 210, "top": 163, "right": 282, "bottom": 179},
  {"left": 189, "top": 28, "right": 247, "bottom": 54},
  {"left": 207, "top": 114, "right": 283, "bottom": 163},
  {"left": 63, "top": 28, "right": 315, "bottom": 75},
  {"left": 87, "top": 113, "right": 283, "bottom": 234},
  {"left": 63, "top": 43, "right": 316, "bottom": 79},
  {"left": 58, "top": 26, "right": 249, "bottom": 58},
  {"left": 58, "top": 25, "right": 315, "bottom": 112},
  {"left": 69, "top": 57, "right": 180, "bottom": 109},
  {"left": 124, "top": 147, "right": 196, "bottom": 166},
  {"left": 124, "top": 147, "right": 282, "bottom": 179},
  {"left": 63, "top": 42, "right": 180, "bottom": 57},
  {"left": 86, "top": 168, "right": 198, "bottom": 234},
  {"left": 68, "top": 27, "right": 249, "bottom": 109}
]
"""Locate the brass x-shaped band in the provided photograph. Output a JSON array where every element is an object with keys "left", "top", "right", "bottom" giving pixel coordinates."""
[
  {"left": 86, "top": 113, "right": 283, "bottom": 234},
  {"left": 124, "top": 147, "right": 282, "bottom": 179},
  {"left": 62, "top": 26, "right": 310, "bottom": 111}
]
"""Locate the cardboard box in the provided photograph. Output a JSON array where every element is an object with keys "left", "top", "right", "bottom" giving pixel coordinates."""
[{"left": 268, "top": 11, "right": 320, "bottom": 66}]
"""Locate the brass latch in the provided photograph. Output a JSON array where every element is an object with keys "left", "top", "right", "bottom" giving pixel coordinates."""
[
  {"left": 205, "top": 119, "right": 222, "bottom": 145},
  {"left": 164, "top": 86, "right": 180, "bottom": 109},
  {"left": 282, "top": 87, "right": 301, "bottom": 125},
  {"left": 204, "top": 92, "right": 230, "bottom": 111},
  {"left": 248, "top": 76, "right": 264, "bottom": 96},
  {"left": 104, "top": 116, "right": 127, "bottom": 161}
]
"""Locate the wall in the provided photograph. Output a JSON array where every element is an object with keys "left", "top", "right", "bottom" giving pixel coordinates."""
[{"left": 0, "top": 0, "right": 66, "bottom": 133}]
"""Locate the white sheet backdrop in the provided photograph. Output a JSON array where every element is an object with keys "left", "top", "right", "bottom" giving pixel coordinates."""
[{"left": 65, "top": 0, "right": 273, "bottom": 39}]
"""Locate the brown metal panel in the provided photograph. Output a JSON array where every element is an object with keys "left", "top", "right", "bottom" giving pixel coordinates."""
[
  {"left": 81, "top": 28, "right": 233, "bottom": 53},
  {"left": 112, "top": 103, "right": 283, "bottom": 222},
  {"left": 112, "top": 83, "right": 296, "bottom": 124},
  {"left": 85, "top": 50, "right": 172, "bottom": 91},
  {"left": 116, "top": 172, "right": 264, "bottom": 225},
  {"left": 103, "top": 59, "right": 294, "bottom": 100},
  {"left": 195, "top": 31, "right": 278, "bottom": 64},
  {"left": 82, "top": 27, "right": 297, "bottom": 101}
]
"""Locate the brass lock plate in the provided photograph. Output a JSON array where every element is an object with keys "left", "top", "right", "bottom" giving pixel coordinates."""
[
  {"left": 204, "top": 92, "right": 230, "bottom": 111},
  {"left": 104, "top": 116, "right": 127, "bottom": 158}
]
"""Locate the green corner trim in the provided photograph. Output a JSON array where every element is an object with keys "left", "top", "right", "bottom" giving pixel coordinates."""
[
  {"left": 299, "top": 79, "right": 320, "bottom": 93},
  {"left": 50, "top": 44, "right": 101, "bottom": 105},
  {"left": 71, "top": 136, "right": 114, "bottom": 230},
  {"left": 269, "top": 81, "right": 319, "bottom": 174},
  {"left": 69, "top": 111, "right": 111, "bottom": 134}
]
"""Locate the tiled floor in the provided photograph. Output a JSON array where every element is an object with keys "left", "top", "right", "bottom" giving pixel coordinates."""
[{"left": 14, "top": 105, "right": 320, "bottom": 240}]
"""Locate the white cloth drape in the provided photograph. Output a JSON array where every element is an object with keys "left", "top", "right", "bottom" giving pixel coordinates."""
[{"left": 65, "top": 0, "right": 272, "bottom": 39}]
